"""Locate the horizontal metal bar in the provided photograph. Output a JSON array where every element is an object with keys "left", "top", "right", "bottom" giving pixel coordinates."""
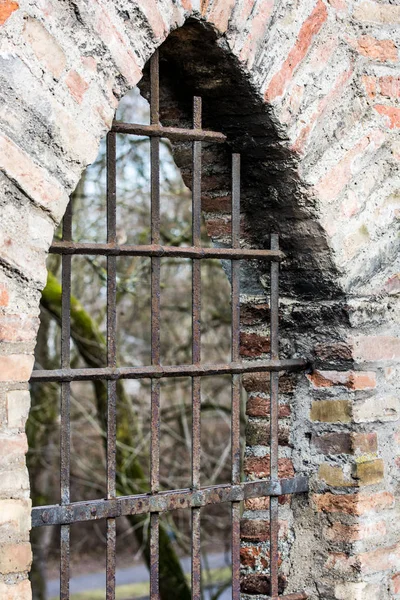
[
  {"left": 32, "top": 476, "right": 308, "bottom": 527},
  {"left": 49, "top": 242, "right": 285, "bottom": 261},
  {"left": 30, "top": 358, "right": 308, "bottom": 383},
  {"left": 112, "top": 121, "right": 226, "bottom": 143}
]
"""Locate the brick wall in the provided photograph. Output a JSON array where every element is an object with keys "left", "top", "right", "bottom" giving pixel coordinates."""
[{"left": 0, "top": 1, "right": 399, "bottom": 598}]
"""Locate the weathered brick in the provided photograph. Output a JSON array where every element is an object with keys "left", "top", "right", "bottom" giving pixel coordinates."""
[
  {"left": 244, "top": 495, "right": 290, "bottom": 510},
  {"left": 240, "top": 573, "right": 286, "bottom": 595},
  {"left": 0, "top": 434, "right": 28, "bottom": 469},
  {"left": 0, "top": 580, "right": 32, "bottom": 600},
  {"left": 246, "top": 396, "right": 291, "bottom": 418},
  {"left": 0, "top": 499, "right": 31, "bottom": 542},
  {"left": 0, "top": 1, "right": 18, "bottom": 25},
  {"left": 7, "top": 390, "right": 30, "bottom": 430},
  {"left": 313, "top": 491, "right": 394, "bottom": 515},
  {"left": 318, "top": 463, "right": 356, "bottom": 487},
  {"left": 359, "top": 542, "right": 400, "bottom": 573},
  {"left": 353, "top": 395, "right": 400, "bottom": 423},
  {"left": 65, "top": 70, "right": 89, "bottom": 103},
  {"left": 240, "top": 303, "right": 269, "bottom": 326},
  {"left": 0, "top": 542, "right": 32, "bottom": 573},
  {"left": 240, "top": 331, "right": 270, "bottom": 357},
  {"left": 242, "top": 372, "right": 296, "bottom": 394},
  {"left": 244, "top": 456, "right": 294, "bottom": 479},
  {"left": 246, "top": 421, "right": 290, "bottom": 446},
  {"left": 353, "top": 335, "right": 400, "bottom": 361},
  {"left": 314, "top": 341, "right": 352, "bottom": 362},
  {"left": 324, "top": 520, "right": 386, "bottom": 542},
  {"left": 240, "top": 545, "right": 261, "bottom": 568},
  {"left": 0, "top": 355, "right": 34, "bottom": 383},
  {"left": 374, "top": 104, "right": 400, "bottom": 129},
  {"left": 392, "top": 573, "right": 400, "bottom": 595},
  {"left": 353, "top": 35, "right": 398, "bottom": 62},
  {"left": 265, "top": 0, "right": 328, "bottom": 100},
  {"left": 352, "top": 432, "right": 377, "bottom": 455},
  {"left": 355, "top": 459, "right": 384, "bottom": 485},
  {"left": 335, "top": 581, "right": 383, "bottom": 600},
  {"left": 307, "top": 369, "right": 376, "bottom": 390},
  {"left": 240, "top": 518, "right": 288, "bottom": 541},
  {"left": 0, "top": 314, "right": 39, "bottom": 343},
  {"left": 0, "top": 133, "right": 68, "bottom": 222},
  {"left": 354, "top": 1, "right": 400, "bottom": 24},
  {"left": 312, "top": 433, "right": 352, "bottom": 455},
  {"left": 23, "top": 18, "right": 66, "bottom": 78},
  {"left": 310, "top": 400, "right": 351, "bottom": 423}
]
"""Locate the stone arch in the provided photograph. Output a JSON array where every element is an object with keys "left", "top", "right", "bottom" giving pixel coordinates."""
[{"left": 0, "top": 1, "right": 399, "bottom": 599}]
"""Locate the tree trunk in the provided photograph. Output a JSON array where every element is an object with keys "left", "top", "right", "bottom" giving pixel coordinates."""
[{"left": 41, "top": 271, "right": 191, "bottom": 600}]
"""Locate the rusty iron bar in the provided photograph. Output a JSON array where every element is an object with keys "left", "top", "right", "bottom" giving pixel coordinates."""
[
  {"left": 30, "top": 358, "right": 307, "bottom": 383},
  {"left": 49, "top": 241, "right": 285, "bottom": 261},
  {"left": 149, "top": 48, "right": 160, "bottom": 600},
  {"left": 60, "top": 199, "right": 72, "bottom": 600},
  {"left": 106, "top": 130, "right": 117, "bottom": 600},
  {"left": 191, "top": 95, "right": 202, "bottom": 600},
  {"left": 231, "top": 153, "right": 241, "bottom": 600},
  {"left": 32, "top": 476, "right": 309, "bottom": 527},
  {"left": 270, "top": 233, "right": 280, "bottom": 599},
  {"left": 112, "top": 121, "right": 227, "bottom": 143}
]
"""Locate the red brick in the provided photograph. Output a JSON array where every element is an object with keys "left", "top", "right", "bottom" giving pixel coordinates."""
[
  {"left": 201, "top": 194, "right": 231, "bottom": 213},
  {"left": 205, "top": 217, "right": 231, "bottom": 238},
  {"left": 313, "top": 491, "right": 394, "bottom": 515},
  {"left": 240, "top": 331, "right": 270, "bottom": 357},
  {"left": 354, "top": 35, "right": 398, "bottom": 62},
  {"left": 314, "top": 342, "right": 352, "bottom": 362},
  {"left": 0, "top": 1, "right": 18, "bottom": 25},
  {"left": 244, "top": 456, "right": 294, "bottom": 479},
  {"left": 374, "top": 105, "right": 400, "bottom": 129},
  {"left": 0, "top": 284, "right": 9, "bottom": 307},
  {"left": 242, "top": 372, "right": 296, "bottom": 394},
  {"left": 392, "top": 573, "right": 400, "bottom": 595},
  {"left": 265, "top": 0, "right": 328, "bottom": 101},
  {"left": 240, "top": 545, "right": 260, "bottom": 568},
  {"left": 307, "top": 369, "right": 376, "bottom": 390},
  {"left": 240, "top": 573, "right": 286, "bottom": 595},
  {"left": 240, "top": 303, "right": 269, "bottom": 325},
  {"left": 244, "top": 495, "right": 290, "bottom": 510},
  {"left": 65, "top": 70, "right": 89, "bottom": 103},
  {"left": 241, "top": 518, "right": 288, "bottom": 541},
  {"left": 246, "top": 396, "right": 291, "bottom": 418}
]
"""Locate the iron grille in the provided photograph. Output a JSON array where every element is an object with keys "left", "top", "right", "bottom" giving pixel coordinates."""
[{"left": 30, "top": 50, "right": 308, "bottom": 600}]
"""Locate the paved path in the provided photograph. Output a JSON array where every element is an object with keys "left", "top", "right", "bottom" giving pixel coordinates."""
[{"left": 47, "top": 552, "right": 231, "bottom": 599}]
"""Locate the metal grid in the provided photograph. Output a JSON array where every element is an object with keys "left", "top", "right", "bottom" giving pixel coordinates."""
[{"left": 30, "top": 50, "right": 308, "bottom": 600}]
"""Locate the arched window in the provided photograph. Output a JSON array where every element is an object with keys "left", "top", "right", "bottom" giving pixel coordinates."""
[{"left": 28, "top": 39, "right": 307, "bottom": 600}]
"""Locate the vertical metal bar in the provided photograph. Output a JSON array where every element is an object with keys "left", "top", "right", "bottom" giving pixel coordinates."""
[
  {"left": 270, "top": 233, "right": 280, "bottom": 599},
  {"left": 60, "top": 200, "right": 72, "bottom": 600},
  {"left": 150, "top": 49, "right": 161, "bottom": 600},
  {"left": 191, "top": 96, "right": 202, "bottom": 600},
  {"left": 231, "top": 154, "right": 241, "bottom": 600},
  {"left": 106, "top": 131, "right": 117, "bottom": 600}
]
